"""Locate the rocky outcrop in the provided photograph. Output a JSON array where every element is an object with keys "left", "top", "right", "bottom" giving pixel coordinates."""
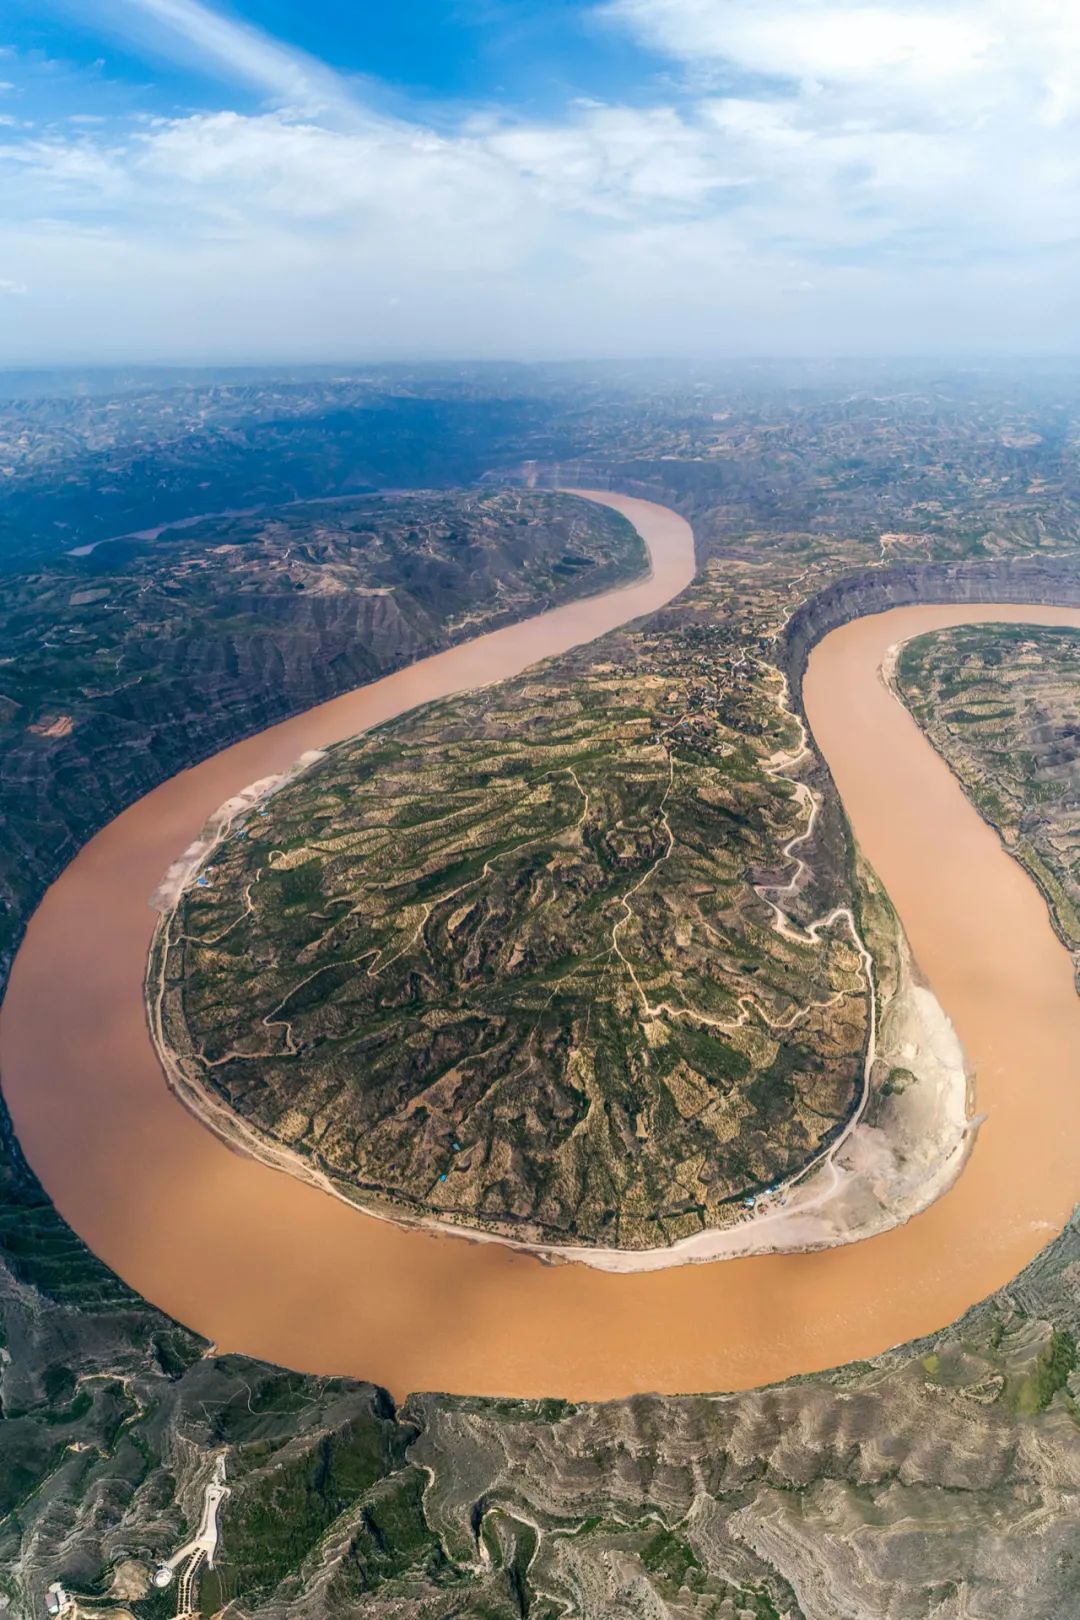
[{"left": 783, "top": 553, "right": 1080, "bottom": 697}]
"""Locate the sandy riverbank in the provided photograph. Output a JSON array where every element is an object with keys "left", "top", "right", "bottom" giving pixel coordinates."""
[
  {"left": 145, "top": 698, "right": 972, "bottom": 1274},
  {"left": 5, "top": 502, "right": 1080, "bottom": 1399}
]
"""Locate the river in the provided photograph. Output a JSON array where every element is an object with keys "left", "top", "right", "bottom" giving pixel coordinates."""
[{"left": 3, "top": 493, "right": 1080, "bottom": 1401}]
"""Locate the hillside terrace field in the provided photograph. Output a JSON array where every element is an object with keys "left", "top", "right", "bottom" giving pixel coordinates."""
[
  {"left": 0, "top": 487, "right": 643, "bottom": 984},
  {"left": 156, "top": 553, "right": 871, "bottom": 1251},
  {"left": 13, "top": 366, "right": 1080, "bottom": 1612},
  {"left": 898, "top": 623, "right": 1080, "bottom": 973}
]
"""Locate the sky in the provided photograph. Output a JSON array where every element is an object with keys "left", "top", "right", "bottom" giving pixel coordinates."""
[{"left": 1, "top": 0, "right": 1079, "bottom": 364}]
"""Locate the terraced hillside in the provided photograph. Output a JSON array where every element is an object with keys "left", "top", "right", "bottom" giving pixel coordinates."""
[
  {"left": 156, "top": 561, "right": 870, "bottom": 1251},
  {"left": 6, "top": 1118, "right": 1080, "bottom": 1620},
  {"left": 897, "top": 624, "right": 1080, "bottom": 969},
  {"left": 15, "top": 366, "right": 1080, "bottom": 1617},
  {"left": 0, "top": 488, "right": 643, "bottom": 983}
]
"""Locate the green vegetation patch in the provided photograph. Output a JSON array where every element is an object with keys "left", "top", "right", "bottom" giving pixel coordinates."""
[
  {"left": 898, "top": 623, "right": 1080, "bottom": 970},
  {"left": 160, "top": 612, "right": 868, "bottom": 1249}
]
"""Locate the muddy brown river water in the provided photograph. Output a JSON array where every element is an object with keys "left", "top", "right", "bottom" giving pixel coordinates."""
[{"left": 4, "top": 492, "right": 1080, "bottom": 1400}]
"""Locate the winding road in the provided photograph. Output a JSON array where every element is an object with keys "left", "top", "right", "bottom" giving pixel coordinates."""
[{"left": 3, "top": 492, "right": 1080, "bottom": 1400}]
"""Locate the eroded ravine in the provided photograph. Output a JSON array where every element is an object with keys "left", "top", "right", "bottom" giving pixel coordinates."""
[{"left": 3, "top": 492, "right": 1080, "bottom": 1400}]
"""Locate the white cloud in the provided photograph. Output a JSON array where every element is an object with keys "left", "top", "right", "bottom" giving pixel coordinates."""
[
  {"left": 70, "top": 0, "right": 357, "bottom": 117},
  {"left": 606, "top": 0, "right": 1080, "bottom": 128},
  {"left": 600, "top": 0, "right": 1080, "bottom": 252},
  {"left": 486, "top": 105, "right": 750, "bottom": 213},
  {"left": 606, "top": 0, "right": 998, "bottom": 83},
  {"left": 1, "top": 0, "right": 1079, "bottom": 359}
]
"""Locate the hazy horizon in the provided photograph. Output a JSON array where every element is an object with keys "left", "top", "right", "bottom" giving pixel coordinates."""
[{"left": 5, "top": 353, "right": 1080, "bottom": 382}]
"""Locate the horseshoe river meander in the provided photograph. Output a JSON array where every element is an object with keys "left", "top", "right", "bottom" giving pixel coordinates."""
[{"left": 3, "top": 491, "right": 1080, "bottom": 1400}]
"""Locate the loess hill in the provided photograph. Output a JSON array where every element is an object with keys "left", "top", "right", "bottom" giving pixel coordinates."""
[
  {"left": 9, "top": 1102, "right": 1080, "bottom": 1620},
  {"left": 14, "top": 366, "right": 1080, "bottom": 1613},
  {"left": 157, "top": 566, "right": 869, "bottom": 1251},
  {"left": 898, "top": 624, "right": 1080, "bottom": 975},
  {"left": 15, "top": 598, "right": 1080, "bottom": 1614},
  {"left": 0, "top": 487, "right": 642, "bottom": 983}
]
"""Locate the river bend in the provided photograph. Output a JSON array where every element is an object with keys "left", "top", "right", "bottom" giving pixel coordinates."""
[{"left": 3, "top": 493, "right": 1080, "bottom": 1400}]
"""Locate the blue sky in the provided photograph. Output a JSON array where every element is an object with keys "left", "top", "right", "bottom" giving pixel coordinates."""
[
  {"left": 6, "top": 0, "right": 666, "bottom": 121},
  {"left": 1, "top": 0, "right": 1079, "bottom": 362}
]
